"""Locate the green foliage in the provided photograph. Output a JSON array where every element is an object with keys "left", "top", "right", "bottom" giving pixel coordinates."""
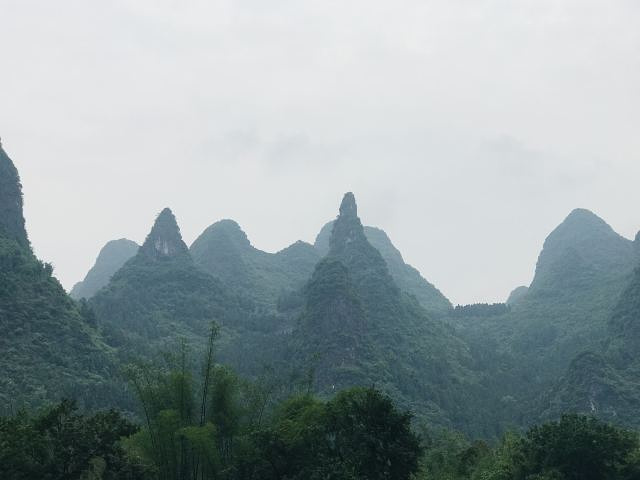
[
  {"left": 0, "top": 235, "right": 120, "bottom": 411},
  {"left": 451, "top": 303, "right": 510, "bottom": 318},
  {"left": 517, "top": 414, "right": 640, "bottom": 480},
  {"left": 314, "top": 221, "right": 452, "bottom": 316},
  {"left": 190, "top": 219, "right": 321, "bottom": 309},
  {"left": 419, "top": 415, "right": 640, "bottom": 480},
  {"left": 0, "top": 399, "right": 151, "bottom": 479},
  {"left": 122, "top": 333, "right": 422, "bottom": 480}
]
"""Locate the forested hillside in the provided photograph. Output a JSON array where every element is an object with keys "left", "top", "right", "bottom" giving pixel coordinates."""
[
  {"left": 0, "top": 145, "right": 118, "bottom": 411},
  {"left": 4, "top": 142, "right": 640, "bottom": 453}
]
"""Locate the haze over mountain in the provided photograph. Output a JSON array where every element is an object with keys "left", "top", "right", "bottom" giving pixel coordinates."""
[
  {"left": 5, "top": 2, "right": 640, "bottom": 308},
  {"left": 70, "top": 239, "right": 139, "bottom": 300},
  {"left": 5, "top": 140, "right": 640, "bottom": 443}
]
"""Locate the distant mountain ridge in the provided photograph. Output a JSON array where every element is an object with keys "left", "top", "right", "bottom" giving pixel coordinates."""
[
  {"left": 190, "top": 219, "right": 320, "bottom": 309},
  {"left": 70, "top": 239, "right": 139, "bottom": 300}
]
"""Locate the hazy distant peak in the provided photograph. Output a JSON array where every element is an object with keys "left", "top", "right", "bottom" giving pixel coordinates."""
[
  {"left": 196, "top": 219, "right": 251, "bottom": 249},
  {"left": 0, "top": 142, "right": 29, "bottom": 247},
  {"left": 140, "top": 207, "right": 188, "bottom": 259},
  {"left": 276, "top": 239, "right": 315, "bottom": 255},
  {"left": 563, "top": 208, "right": 610, "bottom": 228},
  {"left": 529, "top": 207, "right": 633, "bottom": 295},
  {"left": 70, "top": 238, "right": 139, "bottom": 299},
  {"left": 506, "top": 285, "right": 528, "bottom": 306}
]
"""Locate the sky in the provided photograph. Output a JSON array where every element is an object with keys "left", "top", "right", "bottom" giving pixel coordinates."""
[{"left": 1, "top": 0, "right": 640, "bottom": 305}]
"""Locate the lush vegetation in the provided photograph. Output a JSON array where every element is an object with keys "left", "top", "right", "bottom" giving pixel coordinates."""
[
  {"left": 7, "top": 138, "right": 640, "bottom": 480},
  {"left": 190, "top": 219, "right": 320, "bottom": 310},
  {"left": 0, "top": 234, "right": 121, "bottom": 412},
  {"left": 418, "top": 414, "right": 640, "bottom": 480},
  {"left": 314, "top": 221, "right": 452, "bottom": 316}
]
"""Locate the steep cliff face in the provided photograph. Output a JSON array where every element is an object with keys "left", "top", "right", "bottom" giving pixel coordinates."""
[
  {"left": 70, "top": 239, "right": 139, "bottom": 299},
  {"left": 0, "top": 142, "right": 28, "bottom": 247},
  {"left": 139, "top": 208, "right": 189, "bottom": 260}
]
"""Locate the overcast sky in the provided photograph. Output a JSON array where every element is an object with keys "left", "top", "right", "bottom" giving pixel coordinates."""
[{"left": 2, "top": 0, "right": 640, "bottom": 305}]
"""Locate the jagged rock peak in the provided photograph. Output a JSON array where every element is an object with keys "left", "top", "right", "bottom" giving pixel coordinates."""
[
  {"left": 141, "top": 208, "right": 188, "bottom": 259},
  {"left": 329, "top": 192, "right": 367, "bottom": 255},
  {"left": 0, "top": 141, "right": 29, "bottom": 247},
  {"left": 339, "top": 192, "right": 358, "bottom": 218}
]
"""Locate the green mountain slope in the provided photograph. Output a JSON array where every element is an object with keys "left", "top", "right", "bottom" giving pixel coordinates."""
[
  {"left": 542, "top": 238, "right": 640, "bottom": 427},
  {"left": 315, "top": 221, "right": 451, "bottom": 315},
  {"left": 190, "top": 219, "right": 320, "bottom": 309},
  {"left": 90, "top": 209, "right": 248, "bottom": 355},
  {"left": 0, "top": 144, "right": 116, "bottom": 411},
  {"left": 292, "top": 193, "right": 484, "bottom": 433},
  {"left": 70, "top": 239, "right": 139, "bottom": 300}
]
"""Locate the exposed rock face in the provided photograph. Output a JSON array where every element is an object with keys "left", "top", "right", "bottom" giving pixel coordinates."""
[
  {"left": 70, "top": 239, "right": 140, "bottom": 299},
  {"left": 139, "top": 208, "right": 189, "bottom": 260},
  {"left": 0, "top": 143, "right": 28, "bottom": 247}
]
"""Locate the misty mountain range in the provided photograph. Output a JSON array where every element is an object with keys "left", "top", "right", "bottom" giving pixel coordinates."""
[{"left": 3, "top": 143, "right": 640, "bottom": 437}]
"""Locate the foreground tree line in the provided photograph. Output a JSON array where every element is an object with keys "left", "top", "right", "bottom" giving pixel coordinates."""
[{"left": 2, "top": 330, "right": 640, "bottom": 479}]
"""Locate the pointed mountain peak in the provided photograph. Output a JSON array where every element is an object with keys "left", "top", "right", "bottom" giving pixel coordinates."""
[
  {"left": 563, "top": 208, "right": 609, "bottom": 228},
  {"left": 0, "top": 141, "right": 29, "bottom": 247},
  {"left": 140, "top": 208, "right": 188, "bottom": 259},
  {"left": 339, "top": 192, "right": 357, "bottom": 218},
  {"left": 530, "top": 207, "right": 633, "bottom": 293},
  {"left": 329, "top": 192, "right": 367, "bottom": 255}
]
